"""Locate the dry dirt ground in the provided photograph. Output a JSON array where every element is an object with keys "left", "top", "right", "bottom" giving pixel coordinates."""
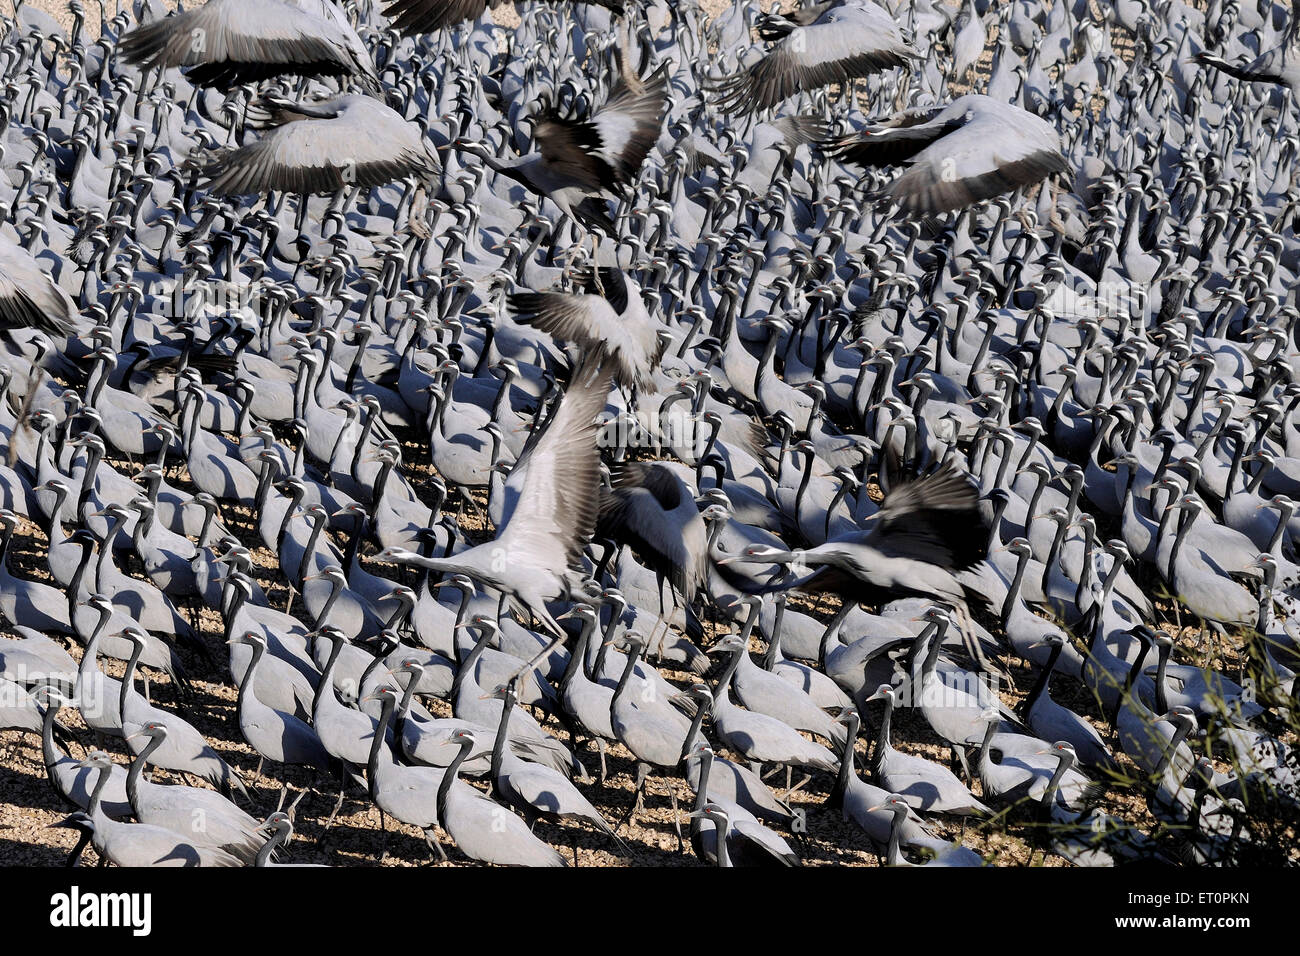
[{"left": 2, "top": 0, "right": 1292, "bottom": 869}]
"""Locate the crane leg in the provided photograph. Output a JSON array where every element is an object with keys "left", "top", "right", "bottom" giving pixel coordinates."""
[
  {"left": 376, "top": 808, "right": 388, "bottom": 864},
  {"left": 322, "top": 786, "right": 346, "bottom": 832},
  {"left": 619, "top": 762, "right": 651, "bottom": 826},
  {"left": 951, "top": 745, "right": 972, "bottom": 780},
  {"left": 781, "top": 771, "right": 812, "bottom": 799},
  {"left": 544, "top": 214, "right": 568, "bottom": 266},
  {"left": 596, "top": 738, "right": 608, "bottom": 785},
  {"left": 589, "top": 233, "right": 604, "bottom": 295},
  {"left": 287, "top": 780, "right": 312, "bottom": 821},
  {"left": 670, "top": 790, "right": 684, "bottom": 853},
  {"left": 634, "top": 762, "right": 649, "bottom": 813},
  {"left": 645, "top": 613, "right": 666, "bottom": 663},
  {"left": 954, "top": 601, "right": 1012, "bottom": 690},
  {"left": 422, "top": 830, "right": 447, "bottom": 864}
]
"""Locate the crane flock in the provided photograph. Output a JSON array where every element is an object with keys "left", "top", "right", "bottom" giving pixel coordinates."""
[{"left": 0, "top": 0, "right": 1298, "bottom": 868}]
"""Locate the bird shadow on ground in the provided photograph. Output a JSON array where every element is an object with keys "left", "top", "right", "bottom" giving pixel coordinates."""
[{"left": 0, "top": 834, "right": 77, "bottom": 867}]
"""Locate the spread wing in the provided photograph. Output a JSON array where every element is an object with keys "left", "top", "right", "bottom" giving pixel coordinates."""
[
  {"left": 497, "top": 359, "right": 611, "bottom": 569},
  {"left": 821, "top": 105, "right": 956, "bottom": 167},
  {"left": 118, "top": 0, "right": 378, "bottom": 89},
  {"left": 533, "top": 113, "right": 615, "bottom": 192},
  {"left": 508, "top": 269, "right": 660, "bottom": 391},
  {"left": 864, "top": 459, "right": 988, "bottom": 570},
  {"left": 599, "top": 463, "right": 705, "bottom": 601},
  {"left": 591, "top": 62, "right": 671, "bottom": 187},
  {"left": 532, "top": 63, "right": 670, "bottom": 195},
  {"left": 382, "top": 0, "right": 491, "bottom": 35},
  {"left": 882, "top": 109, "right": 1067, "bottom": 214},
  {"left": 0, "top": 235, "right": 83, "bottom": 337},
  {"left": 200, "top": 97, "right": 439, "bottom": 195},
  {"left": 711, "top": 3, "right": 917, "bottom": 114}
]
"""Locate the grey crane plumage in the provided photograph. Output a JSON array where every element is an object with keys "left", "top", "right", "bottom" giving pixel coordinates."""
[
  {"left": 382, "top": 0, "right": 625, "bottom": 36},
  {"left": 0, "top": 232, "right": 84, "bottom": 338},
  {"left": 823, "top": 94, "right": 1069, "bottom": 214},
  {"left": 117, "top": 0, "right": 380, "bottom": 92},
  {"left": 509, "top": 266, "right": 665, "bottom": 393},
  {"left": 438, "top": 729, "right": 568, "bottom": 867},
  {"left": 124, "top": 722, "right": 267, "bottom": 863},
  {"left": 711, "top": 0, "right": 918, "bottom": 114},
  {"left": 596, "top": 461, "right": 712, "bottom": 652},
  {"left": 0, "top": 0, "right": 1296, "bottom": 871},
  {"left": 372, "top": 359, "right": 611, "bottom": 638},
  {"left": 717, "top": 459, "right": 991, "bottom": 613},
  {"left": 1195, "top": 0, "right": 1300, "bottom": 93},
  {"left": 685, "top": 740, "right": 799, "bottom": 866},
  {"left": 709, "top": 632, "right": 840, "bottom": 774},
  {"left": 608, "top": 630, "right": 696, "bottom": 814},
  {"left": 360, "top": 685, "right": 456, "bottom": 862},
  {"left": 866, "top": 684, "right": 990, "bottom": 815},
  {"left": 482, "top": 680, "right": 624, "bottom": 847},
  {"left": 36, "top": 689, "right": 132, "bottom": 819},
  {"left": 71, "top": 751, "right": 243, "bottom": 867},
  {"left": 116, "top": 627, "right": 248, "bottom": 799},
  {"left": 228, "top": 630, "right": 336, "bottom": 781},
  {"left": 254, "top": 811, "right": 330, "bottom": 866},
  {"left": 455, "top": 49, "right": 669, "bottom": 236},
  {"left": 198, "top": 94, "right": 441, "bottom": 197},
  {"left": 872, "top": 792, "right": 986, "bottom": 866}
]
